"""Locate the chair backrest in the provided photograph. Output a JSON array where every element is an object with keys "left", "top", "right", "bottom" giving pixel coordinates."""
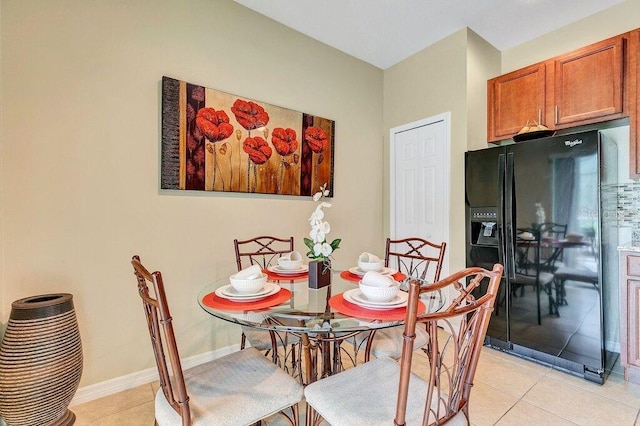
[
  {"left": 515, "top": 227, "right": 544, "bottom": 277},
  {"left": 234, "top": 236, "right": 295, "bottom": 271},
  {"left": 394, "top": 264, "right": 503, "bottom": 426},
  {"left": 538, "top": 222, "right": 567, "bottom": 240},
  {"left": 538, "top": 222, "right": 568, "bottom": 264},
  {"left": 385, "top": 237, "right": 446, "bottom": 282},
  {"left": 131, "top": 255, "right": 191, "bottom": 424}
]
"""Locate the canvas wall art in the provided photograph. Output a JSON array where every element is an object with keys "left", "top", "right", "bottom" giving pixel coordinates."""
[{"left": 161, "top": 76, "right": 335, "bottom": 197}]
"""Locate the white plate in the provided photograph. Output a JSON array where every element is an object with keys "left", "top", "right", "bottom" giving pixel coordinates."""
[
  {"left": 267, "top": 264, "right": 309, "bottom": 275},
  {"left": 342, "top": 288, "right": 408, "bottom": 310},
  {"left": 216, "top": 282, "right": 280, "bottom": 301},
  {"left": 221, "top": 282, "right": 273, "bottom": 298},
  {"left": 348, "top": 266, "right": 397, "bottom": 277}
]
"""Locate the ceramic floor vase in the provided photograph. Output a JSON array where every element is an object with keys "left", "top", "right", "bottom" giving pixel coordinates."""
[{"left": 0, "top": 293, "right": 83, "bottom": 426}]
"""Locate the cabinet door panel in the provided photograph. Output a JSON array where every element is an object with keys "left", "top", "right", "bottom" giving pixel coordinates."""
[
  {"left": 488, "top": 63, "right": 545, "bottom": 142},
  {"left": 554, "top": 37, "right": 624, "bottom": 125},
  {"left": 628, "top": 278, "right": 640, "bottom": 367}
]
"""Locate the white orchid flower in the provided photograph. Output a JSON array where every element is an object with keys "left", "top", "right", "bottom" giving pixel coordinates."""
[
  {"left": 319, "top": 242, "right": 333, "bottom": 256},
  {"left": 313, "top": 241, "right": 333, "bottom": 257},
  {"left": 310, "top": 227, "right": 324, "bottom": 243},
  {"left": 306, "top": 182, "right": 339, "bottom": 262},
  {"left": 309, "top": 205, "right": 325, "bottom": 223},
  {"left": 310, "top": 221, "right": 330, "bottom": 243}
]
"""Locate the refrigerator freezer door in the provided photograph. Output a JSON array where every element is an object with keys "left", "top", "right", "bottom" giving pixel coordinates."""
[{"left": 506, "top": 131, "right": 603, "bottom": 378}]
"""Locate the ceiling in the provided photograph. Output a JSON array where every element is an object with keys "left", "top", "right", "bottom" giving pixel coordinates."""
[{"left": 233, "top": 0, "right": 625, "bottom": 69}]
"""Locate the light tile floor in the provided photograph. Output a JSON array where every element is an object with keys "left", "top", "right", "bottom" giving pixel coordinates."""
[{"left": 71, "top": 346, "right": 640, "bottom": 425}]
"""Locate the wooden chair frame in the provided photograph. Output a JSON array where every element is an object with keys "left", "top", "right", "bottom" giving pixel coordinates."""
[
  {"left": 132, "top": 255, "right": 302, "bottom": 425},
  {"left": 345, "top": 237, "right": 447, "bottom": 363},
  {"left": 304, "top": 264, "right": 503, "bottom": 426},
  {"left": 131, "top": 255, "right": 191, "bottom": 424},
  {"left": 234, "top": 236, "right": 302, "bottom": 382},
  {"left": 394, "top": 264, "right": 503, "bottom": 425},
  {"left": 234, "top": 235, "right": 294, "bottom": 271},
  {"left": 385, "top": 237, "right": 447, "bottom": 281}
]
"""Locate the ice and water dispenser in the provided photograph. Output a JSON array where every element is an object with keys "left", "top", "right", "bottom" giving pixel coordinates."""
[
  {"left": 467, "top": 207, "right": 500, "bottom": 271},
  {"left": 469, "top": 208, "right": 499, "bottom": 246}
]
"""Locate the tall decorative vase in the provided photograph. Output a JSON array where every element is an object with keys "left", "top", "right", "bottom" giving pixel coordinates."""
[
  {"left": 308, "top": 261, "right": 331, "bottom": 289},
  {"left": 0, "top": 293, "right": 83, "bottom": 426}
]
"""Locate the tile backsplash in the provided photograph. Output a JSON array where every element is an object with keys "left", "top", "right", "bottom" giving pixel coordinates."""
[{"left": 613, "top": 182, "right": 640, "bottom": 240}]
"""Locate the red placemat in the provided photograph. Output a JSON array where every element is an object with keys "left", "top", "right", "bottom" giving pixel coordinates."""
[
  {"left": 202, "top": 288, "right": 292, "bottom": 311},
  {"left": 262, "top": 269, "right": 308, "bottom": 281},
  {"left": 328, "top": 293, "right": 425, "bottom": 320},
  {"left": 339, "top": 270, "right": 407, "bottom": 283}
]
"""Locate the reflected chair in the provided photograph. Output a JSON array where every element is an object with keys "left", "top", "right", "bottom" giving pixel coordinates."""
[
  {"left": 348, "top": 237, "right": 447, "bottom": 362},
  {"left": 305, "top": 264, "right": 503, "bottom": 426},
  {"left": 234, "top": 236, "right": 302, "bottom": 381},
  {"left": 552, "top": 229, "right": 599, "bottom": 307},
  {"left": 130, "top": 255, "right": 302, "bottom": 426},
  {"left": 512, "top": 228, "right": 555, "bottom": 324},
  {"left": 537, "top": 222, "right": 568, "bottom": 272}
]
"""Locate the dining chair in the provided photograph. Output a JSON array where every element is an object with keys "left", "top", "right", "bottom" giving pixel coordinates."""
[
  {"left": 130, "top": 255, "right": 303, "bottom": 426},
  {"left": 537, "top": 222, "right": 568, "bottom": 272},
  {"left": 233, "top": 236, "right": 302, "bottom": 381},
  {"left": 512, "top": 228, "right": 555, "bottom": 323},
  {"left": 348, "top": 237, "right": 447, "bottom": 362},
  {"left": 305, "top": 264, "right": 504, "bottom": 426}
]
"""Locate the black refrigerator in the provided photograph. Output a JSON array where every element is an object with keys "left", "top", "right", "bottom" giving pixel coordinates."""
[{"left": 465, "top": 129, "right": 619, "bottom": 383}]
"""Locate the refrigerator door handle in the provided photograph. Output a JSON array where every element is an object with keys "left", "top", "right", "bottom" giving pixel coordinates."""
[
  {"left": 497, "top": 154, "right": 506, "bottom": 269},
  {"left": 505, "top": 152, "right": 516, "bottom": 280}
]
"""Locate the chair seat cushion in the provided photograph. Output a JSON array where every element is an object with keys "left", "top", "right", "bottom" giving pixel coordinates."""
[
  {"left": 513, "top": 270, "right": 554, "bottom": 285},
  {"left": 554, "top": 267, "right": 598, "bottom": 283},
  {"left": 155, "top": 347, "right": 303, "bottom": 426},
  {"left": 304, "top": 357, "right": 467, "bottom": 426},
  {"left": 366, "top": 325, "right": 429, "bottom": 359}
]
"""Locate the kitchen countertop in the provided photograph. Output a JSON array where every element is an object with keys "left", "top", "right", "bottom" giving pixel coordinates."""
[{"left": 618, "top": 242, "right": 640, "bottom": 252}]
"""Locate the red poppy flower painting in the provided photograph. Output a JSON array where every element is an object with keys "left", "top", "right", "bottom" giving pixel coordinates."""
[
  {"left": 304, "top": 127, "right": 327, "bottom": 153},
  {"left": 272, "top": 128, "right": 298, "bottom": 156},
  {"left": 161, "top": 76, "right": 334, "bottom": 196},
  {"left": 243, "top": 136, "right": 272, "bottom": 164},
  {"left": 196, "top": 108, "right": 234, "bottom": 141},
  {"left": 231, "top": 99, "right": 270, "bottom": 131}
]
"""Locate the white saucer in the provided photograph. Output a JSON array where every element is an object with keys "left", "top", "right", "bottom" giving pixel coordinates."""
[
  {"left": 216, "top": 282, "right": 280, "bottom": 301},
  {"left": 348, "top": 266, "right": 397, "bottom": 277},
  {"left": 343, "top": 288, "right": 408, "bottom": 310},
  {"left": 267, "top": 264, "right": 309, "bottom": 275}
]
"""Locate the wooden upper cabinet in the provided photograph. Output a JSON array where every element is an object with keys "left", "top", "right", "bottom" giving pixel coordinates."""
[
  {"left": 487, "top": 63, "right": 546, "bottom": 142},
  {"left": 629, "top": 29, "right": 639, "bottom": 178},
  {"left": 488, "top": 34, "right": 629, "bottom": 143},
  {"left": 553, "top": 36, "right": 625, "bottom": 126}
]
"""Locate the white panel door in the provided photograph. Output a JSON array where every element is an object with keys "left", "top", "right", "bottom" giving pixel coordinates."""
[{"left": 390, "top": 113, "right": 449, "bottom": 275}]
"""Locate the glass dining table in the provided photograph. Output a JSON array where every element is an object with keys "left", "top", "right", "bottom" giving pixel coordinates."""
[{"left": 197, "top": 268, "right": 445, "bottom": 385}]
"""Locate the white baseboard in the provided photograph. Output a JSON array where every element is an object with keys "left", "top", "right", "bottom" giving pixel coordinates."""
[{"left": 70, "top": 344, "right": 241, "bottom": 407}]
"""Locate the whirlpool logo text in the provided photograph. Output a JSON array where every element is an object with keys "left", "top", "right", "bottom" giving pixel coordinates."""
[{"left": 564, "top": 138, "right": 583, "bottom": 147}]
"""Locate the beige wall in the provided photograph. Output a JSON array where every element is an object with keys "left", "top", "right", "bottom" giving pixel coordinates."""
[
  {"left": 0, "top": 0, "right": 383, "bottom": 386},
  {"left": 502, "top": 0, "right": 640, "bottom": 73},
  {"left": 382, "top": 28, "right": 500, "bottom": 276},
  {"left": 466, "top": 30, "right": 501, "bottom": 151},
  {"left": 383, "top": 30, "right": 467, "bottom": 273}
]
